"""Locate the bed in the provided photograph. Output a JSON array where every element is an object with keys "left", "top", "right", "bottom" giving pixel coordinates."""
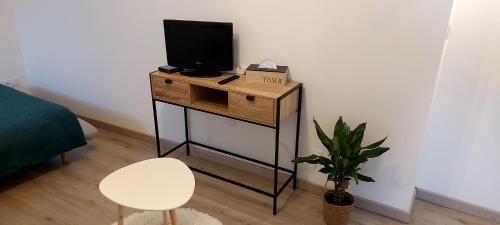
[{"left": 0, "top": 85, "right": 87, "bottom": 177}]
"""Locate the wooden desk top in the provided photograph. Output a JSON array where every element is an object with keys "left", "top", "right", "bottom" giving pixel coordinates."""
[{"left": 150, "top": 71, "right": 301, "bottom": 100}]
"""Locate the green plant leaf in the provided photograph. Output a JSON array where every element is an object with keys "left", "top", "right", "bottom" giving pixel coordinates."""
[
  {"left": 334, "top": 117, "right": 356, "bottom": 158},
  {"left": 350, "top": 123, "right": 366, "bottom": 145},
  {"left": 319, "top": 166, "right": 334, "bottom": 174},
  {"left": 362, "top": 136, "right": 387, "bottom": 149},
  {"left": 351, "top": 172, "right": 359, "bottom": 184},
  {"left": 331, "top": 137, "right": 340, "bottom": 156},
  {"left": 343, "top": 159, "right": 353, "bottom": 172},
  {"left": 292, "top": 155, "right": 333, "bottom": 167},
  {"left": 361, "top": 147, "right": 390, "bottom": 158},
  {"left": 292, "top": 155, "right": 319, "bottom": 164},
  {"left": 313, "top": 119, "right": 332, "bottom": 150},
  {"left": 334, "top": 157, "right": 343, "bottom": 173},
  {"left": 338, "top": 132, "right": 352, "bottom": 158},
  {"left": 344, "top": 123, "right": 351, "bottom": 137},
  {"left": 316, "top": 156, "right": 333, "bottom": 166},
  {"left": 357, "top": 173, "right": 375, "bottom": 182},
  {"left": 334, "top": 116, "right": 345, "bottom": 138},
  {"left": 351, "top": 155, "right": 368, "bottom": 165}
]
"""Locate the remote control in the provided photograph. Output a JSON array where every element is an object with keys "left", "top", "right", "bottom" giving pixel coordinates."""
[
  {"left": 218, "top": 75, "right": 240, "bottom": 85},
  {"left": 158, "top": 65, "right": 182, "bottom": 74}
]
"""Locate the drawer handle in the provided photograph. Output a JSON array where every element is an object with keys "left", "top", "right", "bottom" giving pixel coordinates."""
[
  {"left": 246, "top": 95, "right": 255, "bottom": 101},
  {"left": 164, "top": 79, "right": 173, "bottom": 84}
]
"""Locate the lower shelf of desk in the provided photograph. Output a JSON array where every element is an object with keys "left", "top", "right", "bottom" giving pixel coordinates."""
[{"left": 161, "top": 140, "right": 295, "bottom": 198}]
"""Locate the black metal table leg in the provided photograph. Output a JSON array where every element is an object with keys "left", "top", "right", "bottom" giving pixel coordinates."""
[
  {"left": 184, "top": 107, "right": 190, "bottom": 155},
  {"left": 152, "top": 99, "right": 161, "bottom": 158},
  {"left": 293, "top": 86, "right": 303, "bottom": 189},
  {"left": 273, "top": 98, "right": 282, "bottom": 215}
]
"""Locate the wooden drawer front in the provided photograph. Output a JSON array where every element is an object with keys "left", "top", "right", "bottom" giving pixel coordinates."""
[
  {"left": 229, "top": 92, "right": 275, "bottom": 125},
  {"left": 152, "top": 76, "right": 189, "bottom": 105}
]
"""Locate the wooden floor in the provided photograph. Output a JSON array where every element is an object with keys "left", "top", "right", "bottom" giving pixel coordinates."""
[{"left": 0, "top": 129, "right": 497, "bottom": 225}]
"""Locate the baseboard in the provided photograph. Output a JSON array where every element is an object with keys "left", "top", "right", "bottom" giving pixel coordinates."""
[
  {"left": 77, "top": 115, "right": 154, "bottom": 143},
  {"left": 416, "top": 188, "right": 500, "bottom": 223},
  {"left": 81, "top": 116, "right": 411, "bottom": 223},
  {"left": 355, "top": 194, "right": 411, "bottom": 223}
]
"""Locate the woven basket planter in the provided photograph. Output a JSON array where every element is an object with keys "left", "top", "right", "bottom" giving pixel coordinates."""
[{"left": 323, "top": 191, "right": 355, "bottom": 225}]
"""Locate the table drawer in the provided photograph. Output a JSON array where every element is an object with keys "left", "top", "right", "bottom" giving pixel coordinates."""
[
  {"left": 151, "top": 75, "right": 189, "bottom": 105},
  {"left": 229, "top": 92, "right": 275, "bottom": 125}
]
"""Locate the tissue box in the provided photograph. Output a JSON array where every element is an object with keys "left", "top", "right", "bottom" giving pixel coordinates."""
[{"left": 245, "top": 64, "right": 289, "bottom": 86}]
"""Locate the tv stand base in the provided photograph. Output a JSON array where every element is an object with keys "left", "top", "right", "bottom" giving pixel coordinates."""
[{"left": 180, "top": 69, "right": 222, "bottom": 77}]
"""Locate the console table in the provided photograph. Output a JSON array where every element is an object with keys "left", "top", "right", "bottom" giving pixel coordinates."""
[{"left": 149, "top": 71, "right": 303, "bottom": 215}]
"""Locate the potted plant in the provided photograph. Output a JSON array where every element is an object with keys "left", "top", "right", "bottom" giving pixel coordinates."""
[{"left": 292, "top": 117, "right": 390, "bottom": 225}]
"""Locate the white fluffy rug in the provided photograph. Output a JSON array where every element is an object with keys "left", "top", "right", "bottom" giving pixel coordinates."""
[{"left": 110, "top": 208, "right": 223, "bottom": 225}]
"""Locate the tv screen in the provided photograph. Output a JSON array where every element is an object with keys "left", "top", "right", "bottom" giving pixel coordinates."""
[{"left": 164, "top": 20, "right": 233, "bottom": 73}]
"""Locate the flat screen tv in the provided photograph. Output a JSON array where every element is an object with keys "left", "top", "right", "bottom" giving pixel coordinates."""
[{"left": 164, "top": 19, "right": 233, "bottom": 77}]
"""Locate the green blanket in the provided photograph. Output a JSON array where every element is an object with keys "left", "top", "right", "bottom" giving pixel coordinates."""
[{"left": 0, "top": 85, "right": 86, "bottom": 177}]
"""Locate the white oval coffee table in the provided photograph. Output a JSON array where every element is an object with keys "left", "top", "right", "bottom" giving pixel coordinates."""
[{"left": 99, "top": 158, "right": 195, "bottom": 225}]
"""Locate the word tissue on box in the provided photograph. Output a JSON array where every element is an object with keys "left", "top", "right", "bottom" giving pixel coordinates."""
[{"left": 246, "top": 64, "right": 289, "bottom": 86}]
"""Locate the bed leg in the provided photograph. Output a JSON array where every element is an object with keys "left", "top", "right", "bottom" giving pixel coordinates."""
[{"left": 61, "top": 152, "right": 69, "bottom": 164}]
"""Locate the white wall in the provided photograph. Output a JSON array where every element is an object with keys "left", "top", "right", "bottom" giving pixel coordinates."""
[
  {"left": 0, "top": 0, "right": 27, "bottom": 91},
  {"left": 12, "top": 0, "right": 452, "bottom": 212},
  {"left": 417, "top": 0, "right": 500, "bottom": 212}
]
